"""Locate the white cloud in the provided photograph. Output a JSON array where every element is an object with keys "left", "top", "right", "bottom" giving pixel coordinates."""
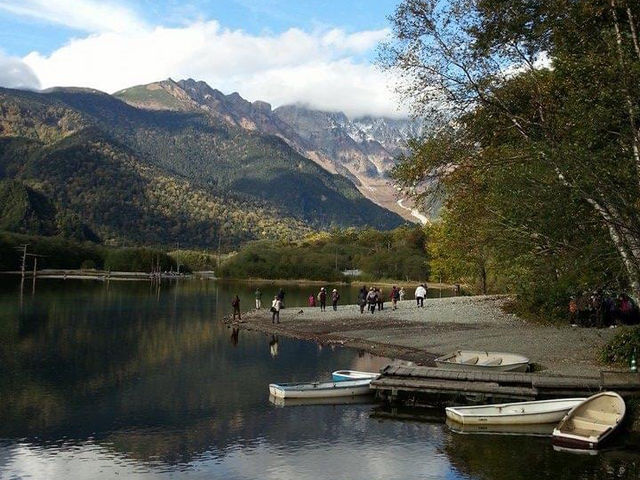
[
  {"left": 22, "top": 21, "right": 407, "bottom": 118},
  {"left": 0, "top": 51, "right": 41, "bottom": 90},
  {"left": 0, "top": 0, "right": 145, "bottom": 33}
]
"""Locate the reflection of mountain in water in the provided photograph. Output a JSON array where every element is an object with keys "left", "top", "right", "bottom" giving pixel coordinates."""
[
  {"left": 1, "top": 279, "right": 639, "bottom": 478},
  {"left": 0, "top": 279, "right": 388, "bottom": 465}
]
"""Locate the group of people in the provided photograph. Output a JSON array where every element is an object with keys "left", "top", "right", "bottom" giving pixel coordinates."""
[
  {"left": 235, "top": 283, "right": 431, "bottom": 323},
  {"left": 569, "top": 291, "right": 639, "bottom": 327},
  {"left": 308, "top": 287, "right": 340, "bottom": 311},
  {"left": 233, "top": 288, "right": 285, "bottom": 323}
]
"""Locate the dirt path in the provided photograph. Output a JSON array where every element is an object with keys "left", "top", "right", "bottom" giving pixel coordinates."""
[{"left": 227, "top": 295, "right": 618, "bottom": 377}]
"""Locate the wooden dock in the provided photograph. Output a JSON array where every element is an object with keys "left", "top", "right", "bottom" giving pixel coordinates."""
[{"left": 371, "top": 365, "right": 640, "bottom": 407}]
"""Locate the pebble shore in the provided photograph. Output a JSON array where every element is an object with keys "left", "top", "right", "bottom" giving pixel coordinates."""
[{"left": 229, "top": 295, "right": 619, "bottom": 377}]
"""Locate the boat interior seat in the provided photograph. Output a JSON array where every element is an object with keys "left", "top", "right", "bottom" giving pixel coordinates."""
[
  {"left": 460, "top": 356, "right": 479, "bottom": 365},
  {"left": 574, "top": 410, "right": 620, "bottom": 425},
  {"left": 570, "top": 417, "right": 612, "bottom": 433},
  {"left": 478, "top": 358, "right": 503, "bottom": 366}
]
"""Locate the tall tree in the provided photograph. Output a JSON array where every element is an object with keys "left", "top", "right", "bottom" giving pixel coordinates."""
[{"left": 381, "top": 0, "right": 640, "bottom": 298}]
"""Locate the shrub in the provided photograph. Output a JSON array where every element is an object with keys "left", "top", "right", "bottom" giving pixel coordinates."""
[{"left": 600, "top": 327, "right": 640, "bottom": 366}]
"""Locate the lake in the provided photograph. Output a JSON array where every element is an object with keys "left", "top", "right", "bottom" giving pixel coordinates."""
[{"left": 0, "top": 277, "right": 638, "bottom": 479}]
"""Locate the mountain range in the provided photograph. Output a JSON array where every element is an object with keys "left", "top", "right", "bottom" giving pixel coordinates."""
[
  {"left": 115, "top": 79, "right": 423, "bottom": 220},
  {"left": 0, "top": 79, "right": 421, "bottom": 249}
]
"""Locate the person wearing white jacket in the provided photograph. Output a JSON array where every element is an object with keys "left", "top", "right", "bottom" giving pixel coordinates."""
[{"left": 415, "top": 284, "right": 427, "bottom": 307}]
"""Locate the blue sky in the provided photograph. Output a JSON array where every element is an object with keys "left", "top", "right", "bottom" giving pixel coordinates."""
[
  {"left": 0, "top": 1, "right": 407, "bottom": 117},
  {"left": 0, "top": 1, "right": 399, "bottom": 57}
]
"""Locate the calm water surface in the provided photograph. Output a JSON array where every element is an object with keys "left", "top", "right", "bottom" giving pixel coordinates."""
[{"left": 0, "top": 278, "right": 638, "bottom": 479}]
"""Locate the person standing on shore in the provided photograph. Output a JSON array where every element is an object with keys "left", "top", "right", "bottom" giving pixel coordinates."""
[
  {"left": 271, "top": 296, "right": 281, "bottom": 323},
  {"left": 358, "top": 286, "right": 368, "bottom": 314},
  {"left": 318, "top": 287, "right": 327, "bottom": 312},
  {"left": 255, "top": 288, "right": 262, "bottom": 309},
  {"left": 331, "top": 288, "right": 340, "bottom": 311},
  {"left": 308, "top": 293, "right": 316, "bottom": 307},
  {"left": 232, "top": 295, "right": 241, "bottom": 321},
  {"left": 415, "top": 284, "right": 427, "bottom": 307},
  {"left": 367, "top": 288, "right": 378, "bottom": 314},
  {"left": 377, "top": 287, "right": 384, "bottom": 311},
  {"left": 391, "top": 286, "right": 400, "bottom": 310},
  {"left": 399, "top": 287, "right": 405, "bottom": 301}
]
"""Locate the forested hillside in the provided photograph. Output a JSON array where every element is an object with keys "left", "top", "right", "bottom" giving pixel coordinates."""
[{"left": 0, "top": 87, "right": 404, "bottom": 249}]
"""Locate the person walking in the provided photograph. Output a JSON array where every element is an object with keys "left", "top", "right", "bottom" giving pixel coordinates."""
[
  {"left": 271, "top": 296, "right": 282, "bottom": 323},
  {"left": 255, "top": 288, "right": 262, "bottom": 309},
  {"left": 232, "top": 295, "right": 241, "bottom": 321},
  {"left": 415, "top": 284, "right": 427, "bottom": 307},
  {"left": 358, "top": 285, "right": 368, "bottom": 314},
  {"left": 318, "top": 287, "right": 327, "bottom": 312},
  {"left": 331, "top": 288, "right": 340, "bottom": 311},
  {"left": 377, "top": 287, "right": 384, "bottom": 311},
  {"left": 391, "top": 286, "right": 400, "bottom": 310},
  {"left": 367, "top": 288, "right": 378, "bottom": 314}
]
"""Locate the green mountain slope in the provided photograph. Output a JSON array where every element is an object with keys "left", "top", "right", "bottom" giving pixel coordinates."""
[
  {"left": 0, "top": 179, "right": 57, "bottom": 235},
  {"left": 0, "top": 131, "right": 310, "bottom": 248},
  {"left": 1, "top": 87, "right": 404, "bottom": 238}
]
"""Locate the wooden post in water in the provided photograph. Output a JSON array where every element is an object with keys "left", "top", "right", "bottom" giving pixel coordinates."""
[{"left": 31, "top": 257, "right": 37, "bottom": 296}]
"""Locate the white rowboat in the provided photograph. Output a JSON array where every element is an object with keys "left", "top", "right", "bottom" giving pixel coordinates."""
[
  {"left": 446, "top": 398, "right": 586, "bottom": 425},
  {"left": 268, "top": 379, "right": 372, "bottom": 399},
  {"left": 446, "top": 418, "right": 556, "bottom": 437},
  {"left": 435, "top": 350, "right": 530, "bottom": 372},
  {"left": 552, "top": 392, "right": 626, "bottom": 449},
  {"left": 332, "top": 370, "right": 379, "bottom": 382}
]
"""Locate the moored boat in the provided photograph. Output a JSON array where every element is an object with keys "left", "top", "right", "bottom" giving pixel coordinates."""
[
  {"left": 268, "top": 378, "right": 373, "bottom": 399},
  {"left": 552, "top": 391, "right": 625, "bottom": 449},
  {"left": 331, "top": 370, "right": 379, "bottom": 382},
  {"left": 446, "top": 418, "right": 556, "bottom": 437},
  {"left": 435, "top": 350, "right": 529, "bottom": 372},
  {"left": 445, "top": 398, "right": 586, "bottom": 425},
  {"left": 269, "top": 394, "right": 374, "bottom": 407}
]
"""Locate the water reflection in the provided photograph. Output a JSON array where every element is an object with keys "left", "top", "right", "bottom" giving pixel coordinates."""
[
  {"left": 269, "top": 335, "right": 279, "bottom": 358},
  {"left": 0, "top": 278, "right": 638, "bottom": 479},
  {"left": 230, "top": 327, "right": 239, "bottom": 347}
]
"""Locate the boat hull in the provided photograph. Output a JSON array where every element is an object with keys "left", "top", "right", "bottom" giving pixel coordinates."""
[
  {"left": 446, "top": 418, "right": 555, "bottom": 437},
  {"left": 331, "top": 370, "right": 379, "bottom": 382},
  {"left": 445, "top": 398, "right": 586, "bottom": 425},
  {"left": 269, "top": 379, "right": 372, "bottom": 399}
]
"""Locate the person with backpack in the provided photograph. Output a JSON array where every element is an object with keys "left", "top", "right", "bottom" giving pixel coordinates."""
[
  {"left": 232, "top": 295, "right": 241, "bottom": 321},
  {"left": 366, "top": 288, "right": 378, "bottom": 314},
  {"left": 271, "top": 296, "right": 282, "bottom": 323},
  {"left": 331, "top": 288, "right": 340, "bottom": 311},
  {"left": 318, "top": 287, "right": 327, "bottom": 312},
  {"left": 358, "top": 286, "right": 368, "bottom": 314},
  {"left": 391, "top": 286, "right": 400, "bottom": 310}
]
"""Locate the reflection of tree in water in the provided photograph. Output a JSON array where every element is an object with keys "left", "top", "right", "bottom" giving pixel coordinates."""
[
  {"left": 0, "top": 280, "right": 370, "bottom": 466},
  {"left": 443, "top": 430, "right": 639, "bottom": 479}
]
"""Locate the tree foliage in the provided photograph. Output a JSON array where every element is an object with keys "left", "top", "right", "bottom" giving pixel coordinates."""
[
  {"left": 220, "top": 226, "right": 429, "bottom": 281},
  {"left": 382, "top": 0, "right": 640, "bottom": 316}
]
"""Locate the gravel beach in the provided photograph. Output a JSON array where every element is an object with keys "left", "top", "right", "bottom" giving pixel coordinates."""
[{"left": 229, "top": 295, "right": 618, "bottom": 377}]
